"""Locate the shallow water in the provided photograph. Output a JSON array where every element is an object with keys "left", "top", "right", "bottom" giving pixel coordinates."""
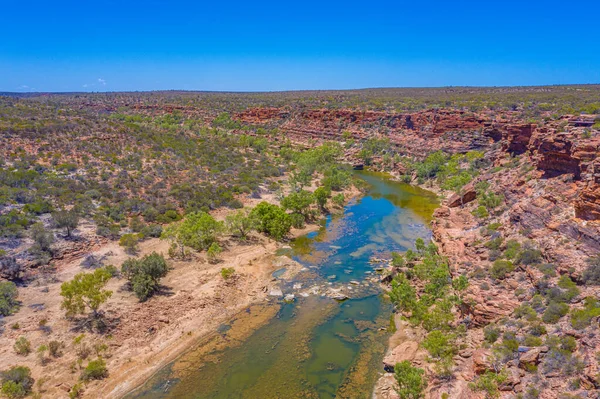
[{"left": 127, "top": 171, "right": 438, "bottom": 399}]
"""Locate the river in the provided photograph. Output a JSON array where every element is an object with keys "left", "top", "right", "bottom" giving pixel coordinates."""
[{"left": 126, "top": 171, "right": 438, "bottom": 399}]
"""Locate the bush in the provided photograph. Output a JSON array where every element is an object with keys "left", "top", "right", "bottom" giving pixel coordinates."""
[
  {"left": 13, "top": 337, "right": 31, "bottom": 356},
  {"left": 469, "top": 371, "right": 507, "bottom": 399},
  {"left": 0, "top": 366, "right": 34, "bottom": 399},
  {"left": 48, "top": 340, "right": 63, "bottom": 358},
  {"left": 582, "top": 255, "right": 600, "bottom": 285},
  {"left": 517, "top": 248, "right": 542, "bottom": 265},
  {"left": 0, "top": 282, "right": 19, "bottom": 316},
  {"left": 542, "top": 301, "right": 569, "bottom": 323},
  {"left": 0, "top": 256, "right": 22, "bottom": 281},
  {"left": 220, "top": 267, "right": 235, "bottom": 280},
  {"left": 503, "top": 240, "right": 521, "bottom": 259},
  {"left": 472, "top": 205, "right": 489, "bottom": 219},
  {"left": 121, "top": 252, "right": 168, "bottom": 301},
  {"left": 484, "top": 325, "right": 501, "bottom": 344},
  {"left": 570, "top": 297, "right": 600, "bottom": 330},
  {"left": 206, "top": 242, "right": 222, "bottom": 263},
  {"left": 393, "top": 361, "right": 427, "bottom": 399},
  {"left": 80, "top": 358, "right": 108, "bottom": 381},
  {"left": 490, "top": 260, "right": 514, "bottom": 280},
  {"left": 119, "top": 234, "right": 140, "bottom": 254},
  {"left": 422, "top": 330, "right": 456, "bottom": 360}
]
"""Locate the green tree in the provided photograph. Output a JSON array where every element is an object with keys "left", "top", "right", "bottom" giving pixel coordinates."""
[
  {"left": 389, "top": 274, "right": 417, "bottom": 313},
  {"left": 313, "top": 186, "right": 331, "bottom": 210},
  {"left": 60, "top": 267, "right": 113, "bottom": 318},
  {"left": 121, "top": 252, "right": 168, "bottom": 301},
  {"left": 281, "top": 190, "right": 315, "bottom": 220},
  {"left": 249, "top": 202, "right": 292, "bottom": 241},
  {"left": 393, "top": 361, "right": 427, "bottom": 399},
  {"left": 225, "top": 209, "right": 258, "bottom": 240},
  {"left": 0, "top": 282, "right": 19, "bottom": 317},
  {"left": 161, "top": 212, "right": 224, "bottom": 254},
  {"left": 52, "top": 209, "right": 79, "bottom": 238}
]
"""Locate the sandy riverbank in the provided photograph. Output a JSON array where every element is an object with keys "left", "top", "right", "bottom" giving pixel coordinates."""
[{"left": 0, "top": 185, "right": 361, "bottom": 399}]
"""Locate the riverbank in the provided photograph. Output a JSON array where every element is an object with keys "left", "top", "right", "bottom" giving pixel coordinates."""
[{"left": 0, "top": 182, "right": 361, "bottom": 399}]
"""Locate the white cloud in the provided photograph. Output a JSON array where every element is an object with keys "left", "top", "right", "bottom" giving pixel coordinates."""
[{"left": 98, "top": 78, "right": 106, "bottom": 86}]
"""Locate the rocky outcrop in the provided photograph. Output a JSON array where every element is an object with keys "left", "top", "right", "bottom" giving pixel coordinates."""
[
  {"left": 446, "top": 182, "right": 477, "bottom": 207},
  {"left": 502, "top": 123, "right": 535, "bottom": 154}
]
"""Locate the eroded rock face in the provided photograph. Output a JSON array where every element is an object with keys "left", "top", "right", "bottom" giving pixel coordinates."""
[
  {"left": 502, "top": 123, "right": 535, "bottom": 154},
  {"left": 446, "top": 182, "right": 477, "bottom": 207},
  {"left": 472, "top": 349, "right": 494, "bottom": 374},
  {"left": 382, "top": 341, "right": 420, "bottom": 371},
  {"left": 533, "top": 132, "right": 581, "bottom": 178}
]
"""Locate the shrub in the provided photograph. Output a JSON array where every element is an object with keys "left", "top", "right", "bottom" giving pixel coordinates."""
[
  {"left": 393, "top": 361, "right": 427, "bottom": 399},
  {"left": 484, "top": 325, "right": 501, "bottom": 344},
  {"left": 13, "top": 337, "right": 31, "bottom": 356},
  {"left": 206, "top": 242, "right": 222, "bottom": 263},
  {"left": 517, "top": 248, "right": 542, "bottom": 265},
  {"left": 570, "top": 297, "right": 600, "bottom": 330},
  {"left": 469, "top": 371, "right": 507, "bottom": 399},
  {"left": 80, "top": 358, "right": 108, "bottom": 381},
  {"left": 121, "top": 252, "right": 168, "bottom": 301},
  {"left": 48, "top": 340, "right": 63, "bottom": 358},
  {"left": 503, "top": 240, "right": 521, "bottom": 259},
  {"left": 0, "top": 282, "right": 19, "bottom": 316},
  {"left": 490, "top": 260, "right": 514, "bottom": 280},
  {"left": 0, "top": 366, "right": 34, "bottom": 399},
  {"left": 220, "top": 267, "right": 235, "bottom": 280},
  {"left": 472, "top": 205, "right": 489, "bottom": 219},
  {"left": 69, "top": 382, "right": 84, "bottom": 399},
  {"left": 524, "top": 335, "right": 543, "bottom": 347},
  {"left": 0, "top": 256, "right": 23, "bottom": 281},
  {"left": 422, "top": 330, "right": 456, "bottom": 360},
  {"left": 542, "top": 301, "right": 569, "bottom": 323},
  {"left": 582, "top": 255, "right": 600, "bottom": 285},
  {"left": 119, "top": 234, "right": 140, "bottom": 254}
]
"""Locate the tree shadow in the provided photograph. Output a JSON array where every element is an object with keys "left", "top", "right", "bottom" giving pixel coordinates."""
[{"left": 69, "top": 313, "right": 122, "bottom": 335}]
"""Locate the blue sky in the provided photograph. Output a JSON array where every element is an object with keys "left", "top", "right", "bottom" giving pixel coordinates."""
[{"left": 1, "top": 0, "right": 599, "bottom": 92}]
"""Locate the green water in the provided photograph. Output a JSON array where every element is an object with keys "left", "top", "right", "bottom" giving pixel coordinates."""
[{"left": 127, "top": 171, "right": 438, "bottom": 399}]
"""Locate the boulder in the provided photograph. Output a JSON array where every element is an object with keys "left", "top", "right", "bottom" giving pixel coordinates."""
[
  {"left": 446, "top": 183, "right": 477, "bottom": 207},
  {"left": 472, "top": 349, "right": 494, "bottom": 374},
  {"left": 382, "top": 341, "right": 419, "bottom": 372},
  {"left": 518, "top": 347, "right": 542, "bottom": 368}
]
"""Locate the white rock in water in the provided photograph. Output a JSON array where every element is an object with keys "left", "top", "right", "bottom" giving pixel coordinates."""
[
  {"left": 327, "top": 275, "right": 336, "bottom": 279},
  {"left": 269, "top": 288, "right": 283, "bottom": 297},
  {"left": 293, "top": 283, "right": 302, "bottom": 290},
  {"left": 330, "top": 245, "right": 342, "bottom": 250},
  {"left": 300, "top": 292, "right": 310, "bottom": 297},
  {"left": 284, "top": 294, "right": 295, "bottom": 302},
  {"left": 350, "top": 280, "right": 360, "bottom": 285}
]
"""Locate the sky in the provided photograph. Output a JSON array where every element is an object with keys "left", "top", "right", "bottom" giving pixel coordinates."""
[{"left": 1, "top": 0, "right": 599, "bottom": 92}]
